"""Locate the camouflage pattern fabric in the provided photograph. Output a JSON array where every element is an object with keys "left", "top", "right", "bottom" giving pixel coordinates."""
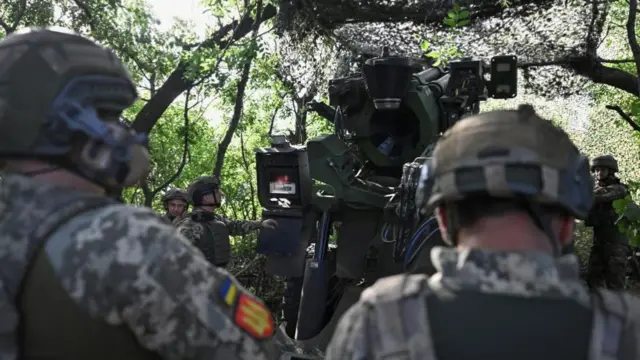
[
  {"left": 586, "top": 179, "right": 629, "bottom": 290},
  {"left": 161, "top": 212, "right": 175, "bottom": 224},
  {"left": 0, "top": 174, "right": 277, "bottom": 360},
  {"left": 325, "top": 247, "right": 591, "bottom": 359},
  {"left": 176, "top": 209, "right": 262, "bottom": 242}
]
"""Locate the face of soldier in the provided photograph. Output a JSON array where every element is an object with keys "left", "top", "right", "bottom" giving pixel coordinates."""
[
  {"left": 167, "top": 199, "right": 187, "bottom": 217},
  {"left": 200, "top": 189, "right": 225, "bottom": 212},
  {"left": 593, "top": 167, "right": 609, "bottom": 182}
]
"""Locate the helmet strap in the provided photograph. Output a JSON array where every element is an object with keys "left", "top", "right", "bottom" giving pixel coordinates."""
[
  {"left": 444, "top": 204, "right": 461, "bottom": 246},
  {"left": 519, "top": 199, "right": 562, "bottom": 257}
]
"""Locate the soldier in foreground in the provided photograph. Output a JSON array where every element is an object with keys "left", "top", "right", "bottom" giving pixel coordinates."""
[
  {"left": 326, "top": 105, "right": 640, "bottom": 360},
  {"left": 585, "top": 155, "right": 629, "bottom": 290},
  {"left": 161, "top": 188, "right": 189, "bottom": 225},
  {"left": 0, "top": 28, "right": 277, "bottom": 359},
  {"left": 177, "top": 175, "right": 277, "bottom": 267}
]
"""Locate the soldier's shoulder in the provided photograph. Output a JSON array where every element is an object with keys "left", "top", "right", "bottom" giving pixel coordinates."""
[
  {"left": 592, "top": 288, "right": 640, "bottom": 318},
  {"left": 360, "top": 273, "right": 431, "bottom": 304},
  {"left": 45, "top": 203, "right": 182, "bottom": 268}
]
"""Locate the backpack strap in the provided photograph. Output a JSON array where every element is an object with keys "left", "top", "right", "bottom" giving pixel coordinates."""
[
  {"left": 360, "top": 274, "right": 438, "bottom": 360},
  {"left": 589, "top": 289, "right": 629, "bottom": 360}
]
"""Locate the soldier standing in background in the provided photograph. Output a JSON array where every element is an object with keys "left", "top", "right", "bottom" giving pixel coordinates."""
[
  {"left": 177, "top": 175, "right": 278, "bottom": 268},
  {"left": 0, "top": 28, "right": 277, "bottom": 359},
  {"left": 161, "top": 188, "right": 188, "bottom": 225},
  {"left": 326, "top": 105, "right": 640, "bottom": 360},
  {"left": 585, "top": 154, "right": 629, "bottom": 290}
]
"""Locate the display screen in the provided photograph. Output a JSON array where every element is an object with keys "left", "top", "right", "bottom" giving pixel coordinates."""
[{"left": 269, "top": 174, "right": 297, "bottom": 195}]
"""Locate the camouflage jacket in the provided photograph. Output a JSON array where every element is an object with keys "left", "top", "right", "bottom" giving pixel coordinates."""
[
  {"left": 325, "top": 247, "right": 640, "bottom": 360},
  {"left": 161, "top": 212, "right": 184, "bottom": 227},
  {"left": 0, "top": 174, "right": 277, "bottom": 360},
  {"left": 176, "top": 209, "right": 262, "bottom": 244},
  {"left": 586, "top": 179, "right": 628, "bottom": 227},
  {"left": 593, "top": 180, "right": 628, "bottom": 205}
]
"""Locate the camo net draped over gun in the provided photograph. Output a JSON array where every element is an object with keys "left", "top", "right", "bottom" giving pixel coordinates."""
[{"left": 274, "top": 0, "right": 609, "bottom": 102}]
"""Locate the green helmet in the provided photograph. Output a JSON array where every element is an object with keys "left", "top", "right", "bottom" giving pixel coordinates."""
[
  {"left": 0, "top": 27, "right": 149, "bottom": 188},
  {"left": 590, "top": 155, "right": 618, "bottom": 173},
  {"left": 418, "top": 104, "right": 593, "bottom": 220},
  {"left": 162, "top": 188, "right": 188, "bottom": 208},
  {"left": 187, "top": 175, "right": 221, "bottom": 205}
]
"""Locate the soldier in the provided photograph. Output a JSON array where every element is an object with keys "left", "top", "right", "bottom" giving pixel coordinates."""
[
  {"left": 177, "top": 175, "right": 277, "bottom": 268},
  {"left": 161, "top": 188, "right": 188, "bottom": 225},
  {"left": 326, "top": 105, "right": 640, "bottom": 360},
  {"left": 585, "top": 154, "right": 629, "bottom": 290},
  {"left": 0, "top": 28, "right": 277, "bottom": 359}
]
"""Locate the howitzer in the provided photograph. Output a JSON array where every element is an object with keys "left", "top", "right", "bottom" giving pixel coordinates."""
[{"left": 254, "top": 47, "right": 518, "bottom": 359}]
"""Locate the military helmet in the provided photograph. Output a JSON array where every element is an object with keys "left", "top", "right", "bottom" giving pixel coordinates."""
[
  {"left": 187, "top": 175, "right": 221, "bottom": 205},
  {"left": 162, "top": 188, "right": 188, "bottom": 207},
  {"left": 590, "top": 155, "right": 618, "bottom": 173},
  {"left": 0, "top": 27, "right": 149, "bottom": 188},
  {"left": 418, "top": 104, "right": 593, "bottom": 220}
]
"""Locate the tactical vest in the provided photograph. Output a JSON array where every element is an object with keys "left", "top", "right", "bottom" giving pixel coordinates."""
[
  {"left": 0, "top": 180, "right": 160, "bottom": 360},
  {"left": 362, "top": 275, "right": 637, "bottom": 360},
  {"left": 191, "top": 214, "right": 231, "bottom": 267}
]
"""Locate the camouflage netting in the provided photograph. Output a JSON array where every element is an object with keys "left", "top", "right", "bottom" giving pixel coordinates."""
[{"left": 274, "top": 0, "right": 609, "bottom": 100}]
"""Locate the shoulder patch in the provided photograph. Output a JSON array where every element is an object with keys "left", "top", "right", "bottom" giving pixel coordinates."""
[
  {"left": 218, "top": 277, "right": 238, "bottom": 307},
  {"left": 360, "top": 273, "right": 429, "bottom": 304},
  {"left": 234, "top": 294, "right": 275, "bottom": 339},
  {"left": 217, "top": 275, "right": 275, "bottom": 339}
]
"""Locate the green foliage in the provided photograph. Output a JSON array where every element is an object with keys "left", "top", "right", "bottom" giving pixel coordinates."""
[
  {"left": 614, "top": 196, "right": 640, "bottom": 246},
  {"left": 419, "top": 3, "right": 467, "bottom": 66}
]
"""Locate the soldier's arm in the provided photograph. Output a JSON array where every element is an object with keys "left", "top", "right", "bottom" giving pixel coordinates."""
[
  {"left": 593, "top": 183, "right": 628, "bottom": 204},
  {"left": 219, "top": 214, "right": 262, "bottom": 236},
  {"left": 44, "top": 204, "right": 278, "bottom": 360},
  {"left": 325, "top": 302, "right": 374, "bottom": 360}
]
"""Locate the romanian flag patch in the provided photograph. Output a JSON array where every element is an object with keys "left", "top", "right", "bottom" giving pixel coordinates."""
[
  {"left": 218, "top": 278, "right": 237, "bottom": 307},
  {"left": 234, "top": 294, "right": 275, "bottom": 339}
]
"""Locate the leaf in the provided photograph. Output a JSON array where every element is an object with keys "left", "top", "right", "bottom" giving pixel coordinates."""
[
  {"left": 447, "top": 12, "right": 457, "bottom": 19},
  {"left": 623, "top": 201, "right": 640, "bottom": 221},
  {"left": 443, "top": 18, "right": 455, "bottom": 27},
  {"left": 613, "top": 197, "right": 631, "bottom": 213},
  {"left": 426, "top": 51, "right": 440, "bottom": 58},
  {"left": 457, "top": 19, "right": 470, "bottom": 27},
  {"left": 421, "top": 40, "right": 430, "bottom": 52},
  {"left": 453, "top": 3, "right": 461, "bottom": 12},
  {"left": 458, "top": 10, "right": 470, "bottom": 19}
]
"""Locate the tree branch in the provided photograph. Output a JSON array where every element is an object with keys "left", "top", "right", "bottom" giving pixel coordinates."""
[
  {"left": 151, "top": 88, "right": 193, "bottom": 196},
  {"left": 605, "top": 105, "right": 640, "bottom": 132},
  {"left": 141, "top": 180, "right": 153, "bottom": 207},
  {"left": 239, "top": 129, "right": 257, "bottom": 219},
  {"left": 0, "top": 0, "right": 26, "bottom": 34},
  {"left": 131, "top": 3, "right": 277, "bottom": 135},
  {"left": 519, "top": 55, "right": 640, "bottom": 97},
  {"left": 212, "top": 0, "right": 263, "bottom": 177},
  {"left": 267, "top": 102, "right": 281, "bottom": 136},
  {"left": 626, "top": 0, "right": 640, "bottom": 95}
]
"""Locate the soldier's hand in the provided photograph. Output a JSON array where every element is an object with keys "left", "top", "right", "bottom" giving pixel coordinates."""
[{"left": 261, "top": 219, "right": 278, "bottom": 229}]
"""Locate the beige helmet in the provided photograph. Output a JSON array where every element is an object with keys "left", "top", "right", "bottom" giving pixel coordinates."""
[{"left": 416, "top": 104, "right": 593, "bottom": 250}]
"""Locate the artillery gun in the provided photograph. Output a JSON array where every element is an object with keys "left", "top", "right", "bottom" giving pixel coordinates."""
[{"left": 254, "top": 47, "right": 518, "bottom": 359}]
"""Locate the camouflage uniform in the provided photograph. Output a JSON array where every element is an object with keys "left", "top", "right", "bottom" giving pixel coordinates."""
[
  {"left": 177, "top": 176, "right": 262, "bottom": 267},
  {"left": 326, "top": 105, "right": 640, "bottom": 360},
  {"left": 0, "top": 29, "right": 277, "bottom": 360},
  {"left": 586, "top": 155, "right": 629, "bottom": 290}
]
